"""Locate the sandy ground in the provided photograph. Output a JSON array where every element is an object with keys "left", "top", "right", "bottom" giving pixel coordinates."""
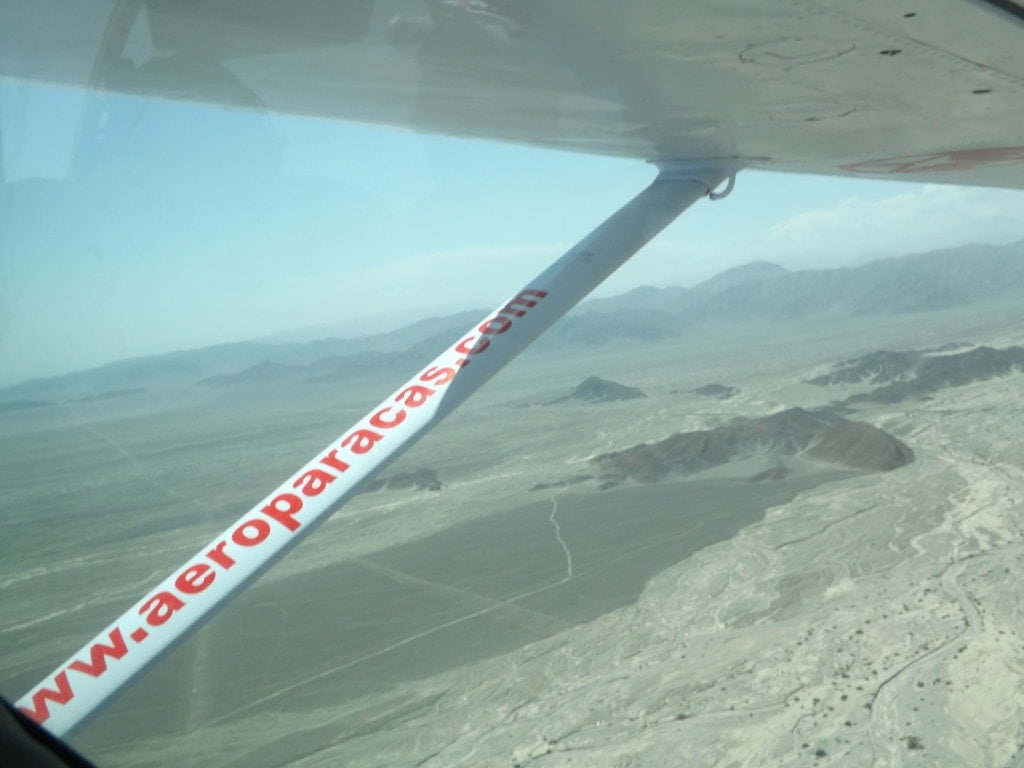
[
  {"left": 277, "top": 373, "right": 1024, "bottom": 767},
  {"left": 296, "top": 305, "right": 1024, "bottom": 766}
]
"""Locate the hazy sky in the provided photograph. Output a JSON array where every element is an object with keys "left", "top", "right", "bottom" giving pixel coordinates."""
[{"left": 3, "top": 82, "right": 1024, "bottom": 385}]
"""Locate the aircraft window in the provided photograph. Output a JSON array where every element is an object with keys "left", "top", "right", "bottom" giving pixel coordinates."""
[{"left": 3, "top": 4, "right": 1024, "bottom": 766}]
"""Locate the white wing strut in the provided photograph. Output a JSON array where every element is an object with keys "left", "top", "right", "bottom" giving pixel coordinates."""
[{"left": 18, "top": 162, "right": 734, "bottom": 736}]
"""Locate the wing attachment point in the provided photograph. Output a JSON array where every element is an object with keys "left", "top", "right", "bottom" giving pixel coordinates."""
[{"left": 654, "top": 160, "right": 740, "bottom": 200}]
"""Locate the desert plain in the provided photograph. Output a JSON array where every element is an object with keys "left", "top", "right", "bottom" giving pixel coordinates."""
[{"left": 3, "top": 279, "right": 1024, "bottom": 767}]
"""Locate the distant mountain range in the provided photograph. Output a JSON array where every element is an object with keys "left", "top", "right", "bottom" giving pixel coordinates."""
[
  {"left": 579, "top": 240, "right": 1024, "bottom": 319},
  {"left": 4, "top": 240, "right": 1023, "bottom": 404}
]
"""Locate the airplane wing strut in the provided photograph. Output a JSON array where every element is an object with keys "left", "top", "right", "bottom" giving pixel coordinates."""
[{"left": 17, "top": 161, "right": 735, "bottom": 737}]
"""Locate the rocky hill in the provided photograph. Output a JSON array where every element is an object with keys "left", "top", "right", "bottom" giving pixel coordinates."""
[
  {"left": 564, "top": 377, "right": 646, "bottom": 403},
  {"left": 811, "top": 345, "right": 1024, "bottom": 404},
  {"left": 590, "top": 407, "right": 913, "bottom": 485},
  {"left": 693, "top": 383, "right": 739, "bottom": 399}
]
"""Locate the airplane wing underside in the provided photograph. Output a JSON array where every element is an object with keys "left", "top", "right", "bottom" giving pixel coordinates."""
[{"left": 3, "top": 0, "right": 1024, "bottom": 188}]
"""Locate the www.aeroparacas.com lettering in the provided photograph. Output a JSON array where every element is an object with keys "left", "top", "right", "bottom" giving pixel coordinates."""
[{"left": 20, "top": 289, "right": 549, "bottom": 725}]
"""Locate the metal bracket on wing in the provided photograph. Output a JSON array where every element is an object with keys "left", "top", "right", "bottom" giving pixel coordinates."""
[
  {"left": 709, "top": 174, "right": 736, "bottom": 200},
  {"left": 18, "top": 162, "right": 737, "bottom": 738},
  {"left": 655, "top": 160, "right": 738, "bottom": 200}
]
